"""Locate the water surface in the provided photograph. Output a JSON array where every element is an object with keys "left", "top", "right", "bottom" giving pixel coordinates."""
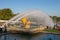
[{"left": 0, "top": 33, "right": 60, "bottom": 40}]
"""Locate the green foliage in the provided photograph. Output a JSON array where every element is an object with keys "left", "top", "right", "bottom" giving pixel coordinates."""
[
  {"left": 0, "top": 8, "right": 16, "bottom": 20},
  {"left": 57, "top": 17, "right": 60, "bottom": 22},
  {"left": 44, "top": 29, "right": 60, "bottom": 33},
  {"left": 50, "top": 16, "right": 60, "bottom": 23}
]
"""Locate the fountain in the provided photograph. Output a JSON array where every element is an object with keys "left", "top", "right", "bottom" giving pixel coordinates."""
[{"left": 1, "top": 10, "right": 54, "bottom": 33}]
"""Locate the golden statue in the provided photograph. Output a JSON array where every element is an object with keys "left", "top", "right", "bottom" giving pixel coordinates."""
[{"left": 21, "top": 17, "right": 31, "bottom": 29}]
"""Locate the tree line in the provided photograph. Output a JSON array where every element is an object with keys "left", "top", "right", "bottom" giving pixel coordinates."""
[{"left": 50, "top": 16, "right": 60, "bottom": 23}]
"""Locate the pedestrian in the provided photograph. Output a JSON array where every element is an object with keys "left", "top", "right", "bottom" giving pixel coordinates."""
[{"left": 58, "top": 25, "right": 60, "bottom": 31}]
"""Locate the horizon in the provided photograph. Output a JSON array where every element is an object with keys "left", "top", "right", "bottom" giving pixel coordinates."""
[{"left": 0, "top": 0, "right": 60, "bottom": 17}]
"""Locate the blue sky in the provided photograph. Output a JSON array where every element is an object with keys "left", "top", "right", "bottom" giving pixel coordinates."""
[{"left": 0, "top": 0, "right": 60, "bottom": 16}]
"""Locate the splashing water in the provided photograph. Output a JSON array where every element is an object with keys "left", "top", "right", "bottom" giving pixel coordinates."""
[{"left": 2, "top": 10, "right": 54, "bottom": 28}]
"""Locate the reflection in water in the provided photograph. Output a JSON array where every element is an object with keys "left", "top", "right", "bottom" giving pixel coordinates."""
[
  {"left": 1, "top": 35, "right": 8, "bottom": 40},
  {"left": 0, "top": 33, "right": 60, "bottom": 40}
]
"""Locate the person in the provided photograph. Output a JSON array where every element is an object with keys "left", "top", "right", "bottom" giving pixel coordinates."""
[
  {"left": 47, "top": 26, "right": 48, "bottom": 29},
  {"left": 58, "top": 24, "right": 60, "bottom": 31},
  {"left": 4, "top": 25, "right": 7, "bottom": 33},
  {"left": 0, "top": 27, "right": 2, "bottom": 33},
  {"left": 53, "top": 25, "right": 55, "bottom": 30}
]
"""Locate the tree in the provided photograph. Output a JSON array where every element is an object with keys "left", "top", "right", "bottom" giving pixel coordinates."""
[
  {"left": 50, "top": 16, "right": 60, "bottom": 23},
  {"left": 0, "top": 8, "right": 16, "bottom": 20}
]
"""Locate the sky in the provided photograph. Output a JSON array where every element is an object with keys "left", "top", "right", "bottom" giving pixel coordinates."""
[{"left": 0, "top": 0, "right": 60, "bottom": 16}]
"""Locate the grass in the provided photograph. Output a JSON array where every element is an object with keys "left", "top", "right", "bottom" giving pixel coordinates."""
[{"left": 44, "top": 29, "right": 60, "bottom": 33}]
